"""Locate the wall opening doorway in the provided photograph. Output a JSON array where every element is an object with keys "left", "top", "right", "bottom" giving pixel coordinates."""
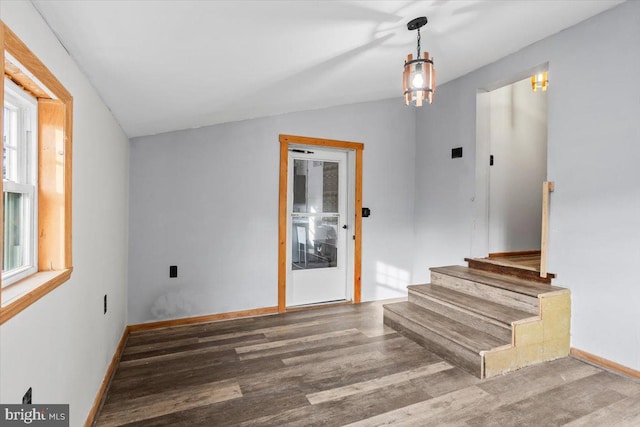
[
  {"left": 473, "top": 72, "right": 548, "bottom": 272},
  {"left": 278, "top": 135, "right": 363, "bottom": 312}
]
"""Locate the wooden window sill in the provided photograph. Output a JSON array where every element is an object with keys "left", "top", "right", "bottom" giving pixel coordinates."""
[{"left": 0, "top": 268, "right": 73, "bottom": 324}]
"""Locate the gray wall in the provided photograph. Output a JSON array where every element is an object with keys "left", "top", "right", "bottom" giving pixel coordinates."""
[
  {"left": 413, "top": 1, "right": 640, "bottom": 370},
  {"left": 129, "top": 99, "right": 416, "bottom": 324},
  {"left": 0, "top": 2, "right": 130, "bottom": 425}
]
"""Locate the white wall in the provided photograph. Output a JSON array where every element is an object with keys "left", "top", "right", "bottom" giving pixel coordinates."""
[
  {"left": 129, "top": 99, "right": 415, "bottom": 324},
  {"left": 414, "top": 1, "right": 640, "bottom": 370},
  {"left": 0, "top": 2, "right": 130, "bottom": 426},
  {"left": 487, "top": 78, "right": 547, "bottom": 253}
]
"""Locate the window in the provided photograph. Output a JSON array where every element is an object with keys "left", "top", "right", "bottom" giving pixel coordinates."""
[
  {"left": 2, "top": 79, "right": 38, "bottom": 286},
  {"left": 0, "top": 22, "right": 74, "bottom": 324}
]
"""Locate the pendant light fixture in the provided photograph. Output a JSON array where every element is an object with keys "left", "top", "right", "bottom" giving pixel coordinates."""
[{"left": 403, "top": 17, "right": 435, "bottom": 106}]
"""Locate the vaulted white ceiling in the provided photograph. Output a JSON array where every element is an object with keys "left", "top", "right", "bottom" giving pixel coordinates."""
[{"left": 32, "top": 0, "right": 623, "bottom": 138}]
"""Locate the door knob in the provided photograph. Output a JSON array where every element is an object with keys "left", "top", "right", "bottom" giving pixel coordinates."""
[{"left": 342, "top": 224, "right": 348, "bottom": 229}]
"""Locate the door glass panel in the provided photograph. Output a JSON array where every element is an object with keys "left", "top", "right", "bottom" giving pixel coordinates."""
[
  {"left": 293, "top": 159, "right": 338, "bottom": 213},
  {"left": 292, "top": 216, "right": 338, "bottom": 270}
]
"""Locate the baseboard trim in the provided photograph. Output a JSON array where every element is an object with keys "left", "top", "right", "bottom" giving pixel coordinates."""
[
  {"left": 84, "top": 327, "right": 129, "bottom": 427},
  {"left": 570, "top": 347, "right": 640, "bottom": 381},
  {"left": 286, "top": 300, "right": 352, "bottom": 313},
  {"left": 128, "top": 306, "right": 279, "bottom": 332},
  {"left": 84, "top": 306, "right": 280, "bottom": 425}
]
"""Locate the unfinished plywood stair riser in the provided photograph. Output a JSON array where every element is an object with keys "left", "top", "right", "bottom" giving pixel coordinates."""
[{"left": 383, "top": 264, "right": 570, "bottom": 379}]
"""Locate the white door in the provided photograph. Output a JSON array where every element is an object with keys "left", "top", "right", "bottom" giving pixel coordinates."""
[{"left": 287, "top": 147, "right": 348, "bottom": 306}]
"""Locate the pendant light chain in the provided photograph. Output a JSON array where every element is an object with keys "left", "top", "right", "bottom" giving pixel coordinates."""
[{"left": 416, "top": 28, "right": 421, "bottom": 58}]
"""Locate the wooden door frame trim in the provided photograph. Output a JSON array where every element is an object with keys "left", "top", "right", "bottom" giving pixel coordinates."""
[{"left": 278, "top": 134, "right": 363, "bottom": 313}]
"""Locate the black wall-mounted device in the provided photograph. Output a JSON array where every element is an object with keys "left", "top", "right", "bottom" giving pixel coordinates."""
[
  {"left": 170, "top": 265, "right": 178, "bottom": 278},
  {"left": 362, "top": 207, "right": 371, "bottom": 218},
  {"left": 451, "top": 147, "right": 463, "bottom": 158}
]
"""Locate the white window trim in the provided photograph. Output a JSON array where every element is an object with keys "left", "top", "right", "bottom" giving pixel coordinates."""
[{"left": 2, "top": 78, "right": 38, "bottom": 287}]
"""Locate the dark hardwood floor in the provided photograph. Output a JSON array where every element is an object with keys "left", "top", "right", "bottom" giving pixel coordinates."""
[{"left": 96, "top": 300, "right": 640, "bottom": 426}]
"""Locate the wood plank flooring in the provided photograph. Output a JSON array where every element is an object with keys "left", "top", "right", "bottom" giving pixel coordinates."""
[{"left": 95, "top": 300, "right": 640, "bottom": 426}]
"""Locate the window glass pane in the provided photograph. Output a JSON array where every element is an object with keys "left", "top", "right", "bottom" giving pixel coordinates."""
[
  {"left": 3, "top": 191, "right": 25, "bottom": 272},
  {"left": 293, "top": 159, "right": 338, "bottom": 213},
  {"left": 3, "top": 106, "right": 18, "bottom": 181},
  {"left": 292, "top": 216, "right": 338, "bottom": 270},
  {"left": 3, "top": 80, "right": 38, "bottom": 286}
]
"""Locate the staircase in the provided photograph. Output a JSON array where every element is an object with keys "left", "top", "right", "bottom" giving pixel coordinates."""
[{"left": 383, "top": 260, "right": 570, "bottom": 378}]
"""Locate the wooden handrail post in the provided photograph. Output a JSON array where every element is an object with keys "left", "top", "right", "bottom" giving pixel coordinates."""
[{"left": 540, "top": 181, "right": 554, "bottom": 278}]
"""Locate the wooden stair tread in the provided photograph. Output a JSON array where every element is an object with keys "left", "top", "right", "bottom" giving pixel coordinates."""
[
  {"left": 431, "top": 265, "right": 565, "bottom": 297},
  {"left": 383, "top": 301, "right": 509, "bottom": 354},
  {"left": 465, "top": 257, "right": 555, "bottom": 285},
  {"left": 408, "top": 284, "right": 534, "bottom": 326},
  {"left": 472, "top": 257, "right": 539, "bottom": 272}
]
